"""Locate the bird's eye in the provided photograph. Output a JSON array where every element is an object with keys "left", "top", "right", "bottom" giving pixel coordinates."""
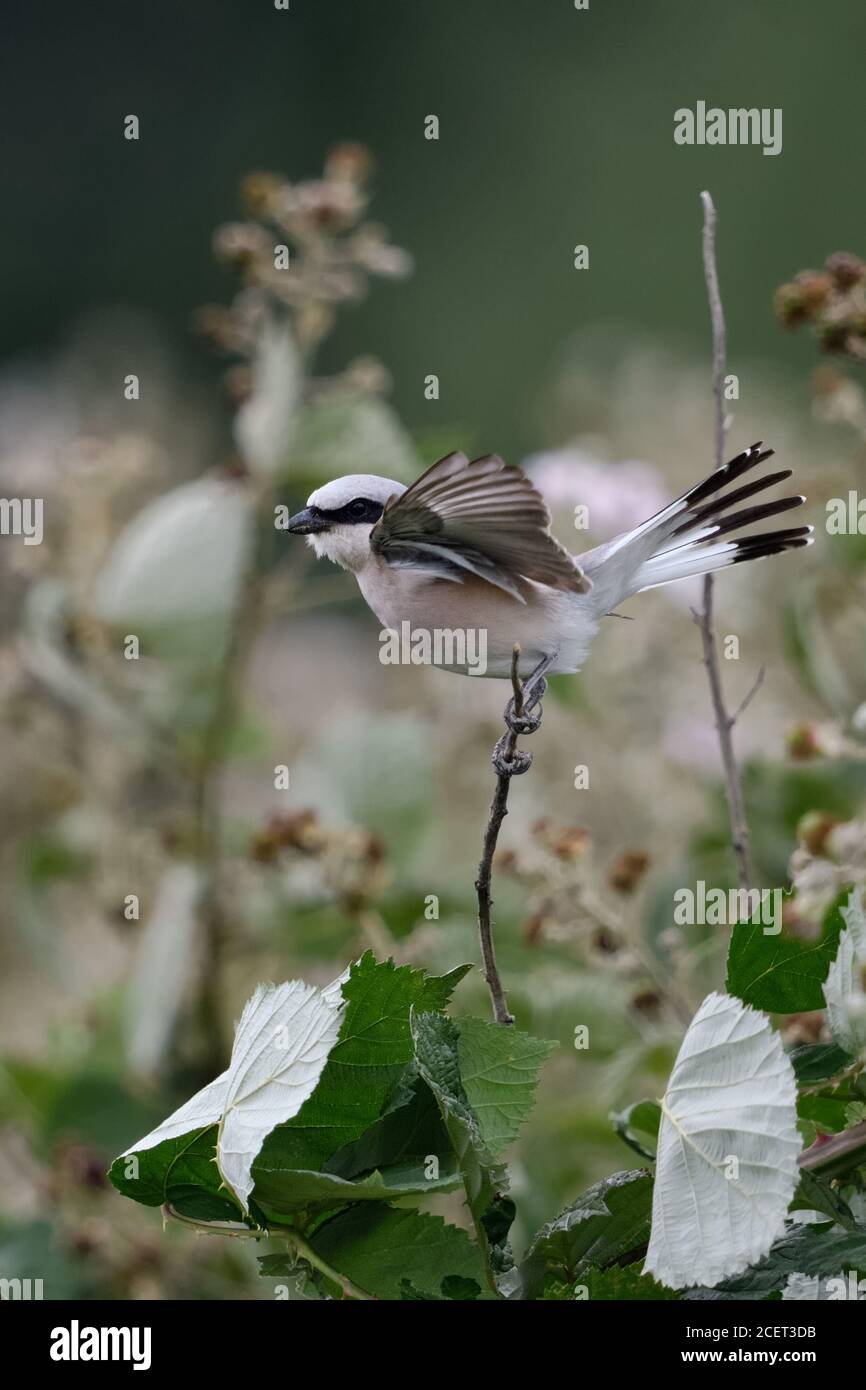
[{"left": 348, "top": 498, "right": 368, "bottom": 519}]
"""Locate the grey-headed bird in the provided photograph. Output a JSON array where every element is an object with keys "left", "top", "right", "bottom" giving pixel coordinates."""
[{"left": 286, "top": 444, "right": 811, "bottom": 681}]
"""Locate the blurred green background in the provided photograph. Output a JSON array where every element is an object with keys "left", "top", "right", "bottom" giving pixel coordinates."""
[
  {"left": 1, "top": 0, "right": 866, "bottom": 1300},
  {"left": 6, "top": 0, "right": 866, "bottom": 455}
]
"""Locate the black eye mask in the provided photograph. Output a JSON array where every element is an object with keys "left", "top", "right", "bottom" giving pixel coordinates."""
[{"left": 316, "top": 498, "right": 386, "bottom": 525}]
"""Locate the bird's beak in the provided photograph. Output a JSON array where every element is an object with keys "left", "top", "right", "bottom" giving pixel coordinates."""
[{"left": 286, "top": 507, "right": 330, "bottom": 535}]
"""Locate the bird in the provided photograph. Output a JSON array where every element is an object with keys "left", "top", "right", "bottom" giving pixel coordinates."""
[{"left": 286, "top": 443, "right": 812, "bottom": 682}]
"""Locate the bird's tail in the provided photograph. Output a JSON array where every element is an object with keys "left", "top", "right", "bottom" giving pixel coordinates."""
[{"left": 583, "top": 442, "right": 812, "bottom": 606}]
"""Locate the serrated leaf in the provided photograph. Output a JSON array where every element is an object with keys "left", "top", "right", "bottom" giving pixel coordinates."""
[
  {"left": 109, "top": 1122, "right": 239, "bottom": 1221},
  {"left": 582, "top": 1261, "right": 678, "bottom": 1301},
  {"left": 216, "top": 981, "right": 345, "bottom": 1212},
  {"left": 644, "top": 992, "right": 801, "bottom": 1290},
  {"left": 789, "top": 1042, "right": 853, "bottom": 1086},
  {"left": 113, "top": 969, "right": 347, "bottom": 1215},
  {"left": 684, "top": 1220, "right": 866, "bottom": 1300},
  {"left": 792, "top": 1169, "right": 856, "bottom": 1230},
  {"left": 726, "top": 892, "right": 846, "bottom": 1013},
  {"left": 520, "top": 1170, "right": 654, "bottom": 1300},
  {"left": 307, "top": 1203, "right": 491, "bottom": 1300},
  {"left": 455, "top": 1016, "right": 555, "bottom": 1154},
  {"left": 252, "top": 954, "right": 462, "bottom": 1186},
  {"left": 323, "top": 1075, "right": 451, "bottom": 1181},
  {"left": 410, "top": 1010, "right": 511, "bottom": 1290},
  {"left": 255, "top": 1156, "right": 460, "bottom": 1221},
  {"left": 797, "top": 1093, "right": 850, "bottom": 1134}
]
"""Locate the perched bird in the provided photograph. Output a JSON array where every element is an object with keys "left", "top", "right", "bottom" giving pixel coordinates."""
[{"left": 287, "top": 444, "right": 811, "bottom": 680}]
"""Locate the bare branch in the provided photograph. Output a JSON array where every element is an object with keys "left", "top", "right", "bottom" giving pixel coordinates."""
[
  {"left": 475, "top": 644, "right": 550, "bottom": 1026},
  {"left": 695, "top": 191, "right": 754, "bottom": 892}
]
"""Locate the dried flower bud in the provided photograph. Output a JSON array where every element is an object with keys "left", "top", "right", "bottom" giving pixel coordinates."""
[
  {"left": 631, "top": 988, "right": 662, "bottom": 1018},
  {"left": 796, "top": 809, "right": 839, "bottom": 857},
  {"left": 213, "top": 222, "right": 269, "bottom": 267},
  {"left": 250, "top": 809, "right": 322, "bottom": 862},
  {"left": 825, "top": 250, "right": 866, "bottom": 290},
  {"left": 819, "top": 320, "right": 851, "bottom": 354},
  {"left": 782, "top": 1010, "right": 827, "bottom": 1046},
  {"left": 552, "top": 826, "right": 590, "bottom": 859},
  {"left": 795, "top": 270, "right": 834, "bottom": 309},
  {"left": 325, "top": 142, "right": 374, "bottom": 187},
  {"left": 592, "top": 925, "right": 620, "bottom": 954},
  {"left": 524, "top": 911, "right": 546, "bottom": 945},
  {"left": 608, "top": 849, "right": 650, "bottom": 893},
  {"left": 194, "top": 304, "right": 240, "bottom": 353},
  {"left": 786, "top": 721, "right": 821, "bottom": 760},
  {"left": 239, "top": 171, "right": 285, "bottom": 219},
  {"left": 774, "top": 283, "right": 809, "bottom": 329}
]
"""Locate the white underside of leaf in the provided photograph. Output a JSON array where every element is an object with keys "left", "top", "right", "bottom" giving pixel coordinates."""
[
  {"left": 122, "top": 969, "right": 349, "bottom": 1189},
  {"left": 122, "top": 1068, "right": 232, "bottom": 1155},
  {"left": 824, "top": 928, "right": 866, "bottom": 1058},
  {"left": 824, "top": 891, "right": 866, "bottom": 1058},
  {"left": 217, "top": 980, "right": 344, "bottom": 1212},
  {"left": 644, "top": 991, "right": 800, "bottom": 1290}
]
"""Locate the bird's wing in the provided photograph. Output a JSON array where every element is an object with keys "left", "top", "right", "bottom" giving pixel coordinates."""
[{"left": 369, "top": 451, "right": 591, "bottom": 599}]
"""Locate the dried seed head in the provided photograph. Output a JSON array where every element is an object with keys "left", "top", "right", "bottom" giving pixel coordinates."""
[{"left": 826, "top": 250, "right": 866, "bottom": 290}]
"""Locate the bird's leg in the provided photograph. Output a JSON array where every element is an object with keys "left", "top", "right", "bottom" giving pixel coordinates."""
[{"left": 503, "top": 648, "right": 558, "bottom": 737}]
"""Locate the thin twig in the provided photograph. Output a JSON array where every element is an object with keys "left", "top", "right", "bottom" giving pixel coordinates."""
[
  {"left": 730, "top": 664, "right": 766, "bottom": 728},
  {"left": 475, "top": 644, "right": 549, "bottom": 1026},
  {"left": 162, "top": 1204, "right": 377, "bottom": 1300},
  {"left": 695, "top": 191, "right": 754, "bottom": 892}
]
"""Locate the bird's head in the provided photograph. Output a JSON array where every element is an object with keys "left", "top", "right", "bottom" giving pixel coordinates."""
[{"left": 287, "top": 473, "right": 406, "bottom": 571}]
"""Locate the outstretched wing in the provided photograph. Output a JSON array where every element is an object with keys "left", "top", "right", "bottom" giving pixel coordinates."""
[{"left": 370, "top": 452, "right": 591, "bottom": 599}]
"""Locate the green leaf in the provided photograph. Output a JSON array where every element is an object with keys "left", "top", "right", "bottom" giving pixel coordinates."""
[
  {"left": 798, "top": 1093, "right": 851, "bottom": 1134},
  {"left": 308, "top": 1203, "right": 491, "bottom": 1301},
  {"left": 255, "top": 1157, "right": 460, "bottom": 1220},
  {"left": 108, "top": 1126, "right": 242, "bottom": 1222},
  {"left": 398, "top": 1274, "right": 481, "bottom": 1300},
  {"left": 789, "top": 1042, "right": 854, "bottom": 1085},
  {"left": 456, "top": 1016, "right": 556, "bottom": 1154},
  {"left": 520, "top": 1169, "right": 654, "bottom": 1300},
  {"left": 253, "top": 954, "right": 463, "bottom": 1182},
  {"left": 578, "top": 1261, "right": 678, "bottom": 1300},
  {"left": 610, "top": 1100, "right": 662, "bottom": 1160},
  {"left": 410, "top": 1010, "right": 512, "bottom": 1290},
  {"left": 684, "top": 1220, "right": 866, "bottom": 1300},
  {"left": 726, "top": 890, "right": 847, "bottom": 1013},
  {"left": 323, "top": 1074, "right": 452, "bottom": 1180},
  {"left": 792, "top": 1169, "right": 856, "bottom": 1230},
  {"left": 539, "top": 1263, "right": 676, "bottom": 1300}
]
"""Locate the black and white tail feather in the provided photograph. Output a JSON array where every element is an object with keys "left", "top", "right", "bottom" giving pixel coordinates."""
[{"left": 583, "top": 442, "right": 812, "bottom": 610}]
